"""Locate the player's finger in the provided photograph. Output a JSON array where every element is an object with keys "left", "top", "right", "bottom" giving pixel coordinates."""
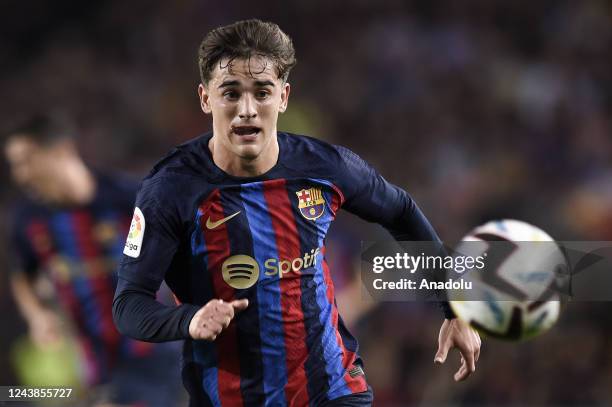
[
  {"left": 434, "top": 340, "right": 450, "bottom": 364},
  {"left": 454, "top": 363, "right": 469, "bottom": 382},
  {"left": 212, "top": 314, "right": 232, "bottom": 328},
  {"left": 215, "top": 301, "right": 235, "bottom": 319},
  {"left": 206, "top": 318, "right": 224, "bottom": 335},
  {"left": 456, "top": 341, "right": 476, "bottom": 373},
  {"left": 463, "top": 349, "right": 476, "bottom": 373},
  {"left": 475, "top": 332, "right": 482, "bottom": 362},
  {"left": 454, "top": 357, "right": 466, "bottom": 380},
  {"left": 231, "top": 299, "right": 249, "bottom": 312},
  {"left": 203, "top": 300, "right": 219, "bottom": 316},
  {"left": 475, "top": 345, "right": 481, "bottom": 363}
]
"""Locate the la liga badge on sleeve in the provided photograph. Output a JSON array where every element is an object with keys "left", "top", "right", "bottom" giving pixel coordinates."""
[{"left": 124, "top": 207, "right": 145, "bottom": 258}]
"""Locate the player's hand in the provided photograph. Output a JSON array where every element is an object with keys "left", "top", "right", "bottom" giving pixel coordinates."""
[
  {"left": 189, "top": 299, "right": 248, "bottom": 341},
  {"left": 434, "top": 318, "right": 481, "bottom": 382},
  {"left": 28, "top": 309, "right": 63, "bottom": 349}
]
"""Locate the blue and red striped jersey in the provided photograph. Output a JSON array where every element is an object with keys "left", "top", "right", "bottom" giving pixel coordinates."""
[
  {"left": 11, "top": 173, "right": 155, "bottom": 385},
  {"left": 115, "top": 132, "right": 444, "bottom": 406}
]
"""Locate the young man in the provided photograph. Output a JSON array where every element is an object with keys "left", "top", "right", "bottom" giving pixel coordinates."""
[
  {"left": 113, "top": 19, "right": 481, "bottom": 406},
  {"left": 5, "top": 115, "right": 183, "bottom": 406}
]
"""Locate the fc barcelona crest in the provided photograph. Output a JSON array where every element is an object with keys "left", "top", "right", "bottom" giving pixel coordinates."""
[{"left": 296, "top": 187, "right": 326, "bottom": 221}]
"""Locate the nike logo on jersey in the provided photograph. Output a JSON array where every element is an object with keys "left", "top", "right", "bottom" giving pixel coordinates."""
[{"left": 206, "top": 211, "right": 241, "bottom": 229}]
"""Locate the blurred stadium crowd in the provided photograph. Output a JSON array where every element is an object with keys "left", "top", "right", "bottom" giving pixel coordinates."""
[{"left": 1, "top": 0, "right": 612, "bottom": 405}]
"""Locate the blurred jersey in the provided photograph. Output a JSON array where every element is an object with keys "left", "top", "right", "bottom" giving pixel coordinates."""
[
  {"left": 10, "top": 173, "right": 180, "bottom": 394},
  {"left": 117, "top": 132, "right": 442, "bottom": 406}
]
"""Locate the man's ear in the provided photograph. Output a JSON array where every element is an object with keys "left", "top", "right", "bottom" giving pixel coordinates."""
[
  {"left": 279, "top": 82, "right": 291, "bottom": 113},
  {"left": 198, "top": 83, "right": 212, "bottom": 114}
]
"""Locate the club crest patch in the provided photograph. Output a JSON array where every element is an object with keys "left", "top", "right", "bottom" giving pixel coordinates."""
[
  {"left": 296, "top": 187, "right": 325, "bottom": 221},
  {"left": 124, "top": 207, "right": 145, "bottom": 258}
]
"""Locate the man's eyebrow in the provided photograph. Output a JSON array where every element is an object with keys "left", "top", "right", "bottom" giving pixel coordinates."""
[
  {"left": 218, "top": 80, "right": 275, "bottom": 88},
  {"left": 254, "top": 80, "right": 275, "bottom": 87},
  {"left": 218, "top": 80, "right": 240, "bottom": 89}
]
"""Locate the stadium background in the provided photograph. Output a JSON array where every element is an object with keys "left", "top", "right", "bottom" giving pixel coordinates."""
[{"left": 1, "top": 0, "right": 611, "bottom": 405}]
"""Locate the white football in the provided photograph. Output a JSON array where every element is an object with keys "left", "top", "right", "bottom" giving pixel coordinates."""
[{"left": 449, "top": 219, "right": 564, "bottom": 341}]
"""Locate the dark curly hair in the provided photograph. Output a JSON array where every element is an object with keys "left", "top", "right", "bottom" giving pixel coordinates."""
[{"left": 198, "top": 19, "right": 297, "bottom": 85}]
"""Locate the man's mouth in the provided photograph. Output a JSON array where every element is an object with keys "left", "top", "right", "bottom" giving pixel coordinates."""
[{"left": 232, "top": 126, "right": 261, "bottom": 136}]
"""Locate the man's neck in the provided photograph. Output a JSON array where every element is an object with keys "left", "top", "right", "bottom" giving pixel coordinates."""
[{"left": 209, "top": 136, "right": 279, "bottom": 177}]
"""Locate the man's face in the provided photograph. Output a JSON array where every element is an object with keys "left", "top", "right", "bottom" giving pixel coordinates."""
[
  {"left": 5, "top": 135, "right": 66, "bottom": 202},
  {"left": 198, "top": 55, "right": 290, "bottom": 160}
]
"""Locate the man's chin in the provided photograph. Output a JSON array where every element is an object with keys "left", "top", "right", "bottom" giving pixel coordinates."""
[{"left": 234, "top": 144, "right": 262, "bottom": 160}]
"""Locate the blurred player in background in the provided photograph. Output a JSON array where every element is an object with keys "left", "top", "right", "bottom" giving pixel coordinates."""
[
  {"left": 113, "top": 19, "right": 480, "bottom": 406},
  {"left": 4, "top": 114, "right": 184, "bottom": 406}
]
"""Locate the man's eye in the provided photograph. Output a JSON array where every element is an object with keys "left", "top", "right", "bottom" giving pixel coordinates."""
[
  {"left": 224, "top": 91, "right": 239, "bottom": 99},
  {"left": 256, "top": 91, "right": 269, "bottom": 99}
]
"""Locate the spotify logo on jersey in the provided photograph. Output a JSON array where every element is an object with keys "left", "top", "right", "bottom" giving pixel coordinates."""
[
  {"left": 221, "top": 255, "right": 260, "bottom": 289},
  {"left": 220, "top": 248, "right": 322, "bottom": 289}
]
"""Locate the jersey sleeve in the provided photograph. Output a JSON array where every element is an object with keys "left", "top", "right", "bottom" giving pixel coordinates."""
[
  {"left": 333, "top": 145, "right": 455, "bottom": 318},
  {"left": 333, "top": 145, "right": 440, "bottom": 240},
  {"left": 111, "top": 173, "right": 142, "bottom": 214},
  {"left": 117, "top": 176, "right": 182, "bottom": 290},
  {"left": 113, "top": 175, "right": 200, "bottom": 341}
]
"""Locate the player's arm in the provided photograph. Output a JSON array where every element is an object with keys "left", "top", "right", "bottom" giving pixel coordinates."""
[
  {"left": 333, "top": 146, "right": 480, "bottom": 380},
  {"left": 333, "top": 145, "right": 454, "bottom": 318},
  {"left": 10, "top": 271, "right": 63, "bottom": 348},
  {"left": 113, "top": 277, "right": 200, "bottom": 342},
  {"left": 9, "top": 216, "right": 62, "bottom": 348},
  {"left": 112, "top": 178, "right": 246, "bottom": 342},
  {"left": 114, "top": 278, "right": 247, "bottom": 342}
]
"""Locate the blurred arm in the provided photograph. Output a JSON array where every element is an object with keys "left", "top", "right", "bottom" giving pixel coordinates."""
[
  {"left": 10, "top": 271, "right": 62, "bottom": 347},
  {"left": 11, "top": 272, "right": 45, "bottom": 320}
]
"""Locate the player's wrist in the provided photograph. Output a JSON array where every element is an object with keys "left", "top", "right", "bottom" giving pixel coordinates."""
[{"left": 182, "top": 304, "right": 204, "bottom": 339}]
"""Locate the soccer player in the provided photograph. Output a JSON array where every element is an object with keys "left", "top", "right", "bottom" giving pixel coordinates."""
[
  {"left": 113, "top": 19, "right": 481, "bottom": 406},
  {"left": 5, "top": 115, "right": 184, "bottom": 406}
]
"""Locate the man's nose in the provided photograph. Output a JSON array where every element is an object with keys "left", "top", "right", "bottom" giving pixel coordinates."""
[{"left": 238, "top": 94, "right": 257, "bottom": 119}]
